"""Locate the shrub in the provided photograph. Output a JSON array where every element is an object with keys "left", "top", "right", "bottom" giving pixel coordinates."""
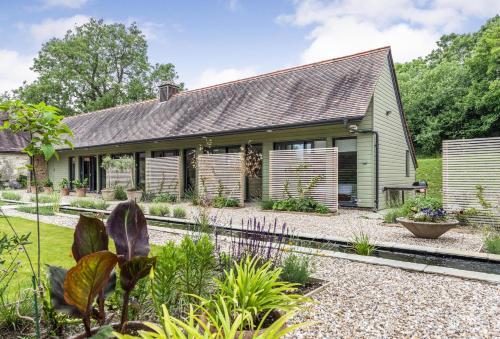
[
  {"left": 401, "top": 196, "right": 442, "bottom": 217},
  {"left": 42, "top": 178, "right": 53, "bottom": 188},
  {"left": 16, "top": 206, "right": 55, "bottom": 215},
  {"left": 483, "top": 230, "right": 500, "bottom": 254},
  {"left": 114, "top": 185, "right": 127, "bottom": 200},
  {"left": 350, "top": 232, "right": 376, "bottom": 256},
  {"left": 1, "top": 191, "right": 21, "bottom": 201},
  {"left": 205, "top": 256, "right": 305, "bottom": 330},
  {"left": 280, "top": 253, "right": 315, "bottom": 286},
  {"left": 152, "top": 193, "right": 177, "bottom": 203},
  {"left": 149, "top": 204, "right": 170, "bottom": 217},
  {"left": 69, "top": 199, "right": 109, "bottom": 210},
  {"left": 260, "top": 199, "right": 275, "bottom": 210},
  {"left": 212, "top": 196, "right": 239, "bottom": 208},
  {"left": 172, "top": 207, "right": 187, "bottom": 219},
  {"left": 272, "top": 197, "right": 329, "bottom": 214},
  {"left": 17, "top": 175, "right": 27, "bottom": 188},
  {"left": 384, "top": 208, "right": 405, "bottom": 223},
  {"left": 30, "top": 194, "right": 60, "bottom": 203},
  {"left": 151, "top": 235, "right": 216, "bottom": 315}
]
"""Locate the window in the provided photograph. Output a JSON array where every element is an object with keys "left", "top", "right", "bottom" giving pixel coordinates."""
[
  {"left": 405, "top": 150, "right": 410, "bottom": 177},
  {"left": 135, "top": 152, "right": 146, "bottom": 189},
  {"left": 273, "top": 140, "right": 325, "bottom": 150},
  {"left": 152, "top": 149, "right": 179, "bottom": 158},
  {"left": 69, "top": 157, "right": 76, "bottom": 190},
  {"left": 204, "top": 145, "right": 241, "bottom": 154},
  {"left": 335, "top": 138, "right": 358, "bottom": 206}
]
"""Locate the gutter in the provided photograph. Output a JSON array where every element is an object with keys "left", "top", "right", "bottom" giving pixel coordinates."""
[{"left": 57, "top": 115, "right": 365, "bottom": 151}]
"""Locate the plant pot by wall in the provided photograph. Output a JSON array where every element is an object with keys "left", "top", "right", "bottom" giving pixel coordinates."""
[
  {"left": 397, "top": 217, "right": 459, "bottom": 239},
  {"left": 126, "top": 190, "right": 143, "bottom": 201},
  {"left": 60, "top": 187, "right": 69, "bottom": 196},
  {"left": 76, "top": 188, "right": 87, "bottom": 197},
  {"left": 44, "top": 187, "right": 54, "bottom": 194},
  {"left": 101, "top": 188, "right": 115, "bottom": 201}
]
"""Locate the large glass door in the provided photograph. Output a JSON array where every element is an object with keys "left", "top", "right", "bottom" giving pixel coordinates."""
[
  {"left": 183, "top": 149, "right": 196, "bottom": 195},
  {"left": 335, "top": 138, "right": 357, "bottom": 207},
  {"left": 79, "top": 156, "right": 97, "bottom": 192}
]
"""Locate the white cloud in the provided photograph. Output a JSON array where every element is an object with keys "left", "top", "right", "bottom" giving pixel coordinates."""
[
  {"left": 0, "top": 50, "right": 36, "bottom": 93},
  {"left": 41, "top": 0, "right": 88, "bottom": 9},
  {"left": 29, "top": 15, "right": 90, "bottom": 42},
  {"left": 279, "top": 0, "right": 500, "bottom": 63},
  {"left": 192, "top": 67, "right": 258, "bottom": 89}
]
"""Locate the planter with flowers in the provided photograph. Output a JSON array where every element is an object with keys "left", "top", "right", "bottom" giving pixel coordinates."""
[
  {"left": 72, "top": 178, "right": 88, "bottom": 197},
  {"left": 397, "top": 207, "right": 459, "bottom": 239},
  {"left": 59, "top": 178, "right": 70, "bottom": 196}
]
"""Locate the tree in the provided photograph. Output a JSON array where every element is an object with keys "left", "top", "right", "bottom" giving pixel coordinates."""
[
  {"left": 14, "top": 19, "right": 183, "bottom": 115},
  {"left": 396, "top": 15, "right": 499, "bottom": 155}
]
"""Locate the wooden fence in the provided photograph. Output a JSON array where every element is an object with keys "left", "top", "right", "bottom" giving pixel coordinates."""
[
  {"left": 197, "top": 153, "right": 244, "bottom": 205},
  {"left": 106, "top": 169, "right": 132, "bottom": 189},
  {"left": 269, "top": 148, "right": 338, "bottom": 212},
  {"left": 443, "top": 137, "right": 500, "bottom": 227},
  {"left": 145, "top": 157, "right": 181, "bottom": 199}
]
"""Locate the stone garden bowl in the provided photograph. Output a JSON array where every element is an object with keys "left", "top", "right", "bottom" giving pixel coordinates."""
[{"left": 396, "top": 217, "right": 460, "bottom": 239}]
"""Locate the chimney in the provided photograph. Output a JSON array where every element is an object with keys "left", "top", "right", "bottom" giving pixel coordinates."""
[{"left": 158, "top": 81, "right": 179, "bottom": 102}]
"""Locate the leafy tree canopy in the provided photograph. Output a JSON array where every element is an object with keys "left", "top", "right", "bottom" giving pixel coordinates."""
[
  {"left": 13, "top": 18, "right": 183, "bottom": 115},
  {"left": 396, "top": 15, "right": 499, "bottom": 156}
]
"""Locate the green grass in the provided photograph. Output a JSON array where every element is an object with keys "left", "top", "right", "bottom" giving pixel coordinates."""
[
  {"left": 15, "top": 206, "right": 55, "bottom": 216},
  {"left": 29, "top": 194, "right": 60, "bottom": 204},
  {"left": 1, "top": 192, "right": 21, "bottom": 201},
  {"left": 70, "top": 199, "right": 109, "bottom": 210},
  {"left": 416, "top": 157, "right": 442, "bottom": 201},
  {"left": 0, "top": 217, "right": 75, "bottom": 297}
]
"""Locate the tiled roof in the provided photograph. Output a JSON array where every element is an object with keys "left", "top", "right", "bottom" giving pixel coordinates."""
[
  {"left": 0, "top": 130, "right": 28, "bottom": 153},
  {"left": 63, "top": 47, "right": 390, "bottom": 149}
]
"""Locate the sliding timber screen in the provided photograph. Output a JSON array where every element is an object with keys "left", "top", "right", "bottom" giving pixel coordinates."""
[{"left": 145, "top": 156, "right": 181, "bottom": 200}]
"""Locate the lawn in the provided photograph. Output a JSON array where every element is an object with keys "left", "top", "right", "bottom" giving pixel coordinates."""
[
  {"left": 416, "top": 157, "right": 442, "bottom": 201},
  {"left": 0, "top": 216, "right": 76, "bottom": 298}
]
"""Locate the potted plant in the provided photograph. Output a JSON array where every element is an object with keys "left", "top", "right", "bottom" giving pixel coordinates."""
[
  {"left": 72, "top": 178, "right": 88, "bottom": 197},
  {"left": 100, "top": 155, "right": 115, "bottom": 201},
  {"left": 59, "top": 178, "right": 70, "bottom": 196},
  {"left": 397, "top": 207, "right": 459, "bottom": 239},
  {"left": 43, "top": 178, "right": 54, "bottom": 193}
]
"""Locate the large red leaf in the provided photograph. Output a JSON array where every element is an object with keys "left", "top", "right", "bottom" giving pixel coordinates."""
[
  {"left": 72, "top": 214, "right": 109, "bottom": 261},
  {"left": 106, "top": 201, "right": 150, "bottom": 261},
  {"left": 64, "top": 251, "right": 118, "bottom": 316}
]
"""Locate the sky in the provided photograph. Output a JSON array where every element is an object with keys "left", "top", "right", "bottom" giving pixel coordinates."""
[{"left": 0, "top": 0, "right": 498, "bottom": 93}]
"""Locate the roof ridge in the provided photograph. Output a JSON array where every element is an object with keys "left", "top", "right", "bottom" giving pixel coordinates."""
[
  {"left": 64, "top": 98, "right": 158, "bottom": 120},
  {"left": 177, "top": 46, "right": 391, "bottom": 96}
]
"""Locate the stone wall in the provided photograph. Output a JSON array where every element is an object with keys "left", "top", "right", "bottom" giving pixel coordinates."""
[
  {"left": 33, "top": 155, "right": 48, "bottom": 182},
  {"left": 0, "top": 152, "right": 29, "bottom": 181}
]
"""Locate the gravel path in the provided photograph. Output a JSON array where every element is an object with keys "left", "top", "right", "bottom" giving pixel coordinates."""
[
  {"left": 288, "top": 256, "right": 500, "bottom": 338},
  {"left": 3, "top": 189, "right": 485, "bottom": 252}
]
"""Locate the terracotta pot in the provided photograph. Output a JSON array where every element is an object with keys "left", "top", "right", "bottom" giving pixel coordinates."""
[
  {"left": 397, "top": 217, "right": 459, "bottom": 239},
  {"left": 101, "top": 188, "right": 115, "bottom": 201},
  {"left": 76, "top": 188, "right": 87, "bottom": 197},
  {"left": 126, "top": 190, "right": 143, "bottom": 202},
  {"left": 70, "top": 321, "right": 152, "bottom": 339},
  {"left": 60, "top": 187, "right": 70, "bottom": 196},
  {"left": 44, "top": 187, "right": 54, "bottom": 194}
]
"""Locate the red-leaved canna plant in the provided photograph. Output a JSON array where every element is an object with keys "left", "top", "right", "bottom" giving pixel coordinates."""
[{"left": 47, "top": 201, "right": 156, "bottom": 337}]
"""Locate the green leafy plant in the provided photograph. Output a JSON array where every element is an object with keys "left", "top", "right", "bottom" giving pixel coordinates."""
[
  {"left": 350, "top": 232, "right": 376, "bottom": 256},
  {"left": 384, "top": 208, "right": 406, "bottom": 223},
  {"left": 1, "top": 191, "right": 21, "bottom": 201},
  {"left": 72, "top": 178, "right": 88, "bottom": 189},
  {"left": 42, "top": 178, "right": 53, "bottom": 188},
  {"left": 280, "top": 253, "right": 315, "bottom": 286},
  {"left": 30, "top": 194, "right": 60, "bottom": 203},
  {"left": 148, "top": 204, "right": 170, "bottom": 217},
  {"left": 47, "top": 202, "right": 156, "bottom": 336},
  {"left": 260, "top": 200, "right": 275, "bottom": 210},
  {"left": 16, "top": 206, "right": 55, "bottom": 216},
  {"left": 152, "top": 193, "right": 177, "bottom": 203},
  {"left": 114, "top": 303, "right": 308, "bottom": 339},
  {"left": 69, "top": 199, "right": 109, "bottom": 210},
  {"left": 212, "top": 196, "right": 239, "bottom": 208},
  {"left": 172, "top": 207, "right": 187, "bottom": 219},
  {"left": 272, "top": 197, "right": 329, "bottom": 214},
  {"left": 115, "top": 185, "right": 128, "bottom": 201},
  {"left": 59, "top": 178, "right": 69, "bottom": 189},
  {"left": 204, "top": 256, "right": 305, "bottom": 330},
  {"left": 483, "top": 228, "right": 500, "bottom": 254}
]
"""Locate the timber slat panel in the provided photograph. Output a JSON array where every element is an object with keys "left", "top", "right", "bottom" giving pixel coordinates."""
[
  {"left": 145, "top": 157, "right": 180, "bottom": 197},
  {"left": 269, "top": 148, "right": 338, "bottom": 212},
  {"left": 443, "top": 137, "right": 500, "bottom": 227}
]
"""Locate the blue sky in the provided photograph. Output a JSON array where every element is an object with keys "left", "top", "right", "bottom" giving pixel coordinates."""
[{"left": 0, "top": 0, "right": 498, "bottom": 92}]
